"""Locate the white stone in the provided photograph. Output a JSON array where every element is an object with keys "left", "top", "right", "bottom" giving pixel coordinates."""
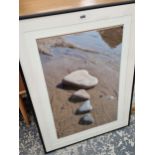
[
  {"left": 106, "top": 95, "right": 115, "bottom": 100},
  {"left": 63, "top": 70, "right": 98, "bottom": 89},
  {"left": 73, "top": 89, "right": 90, "bottom": 100}
]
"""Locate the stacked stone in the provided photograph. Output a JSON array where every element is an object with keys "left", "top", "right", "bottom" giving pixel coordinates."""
[{"left": 63, "top": 69, "right": 98, "bottom": 125}]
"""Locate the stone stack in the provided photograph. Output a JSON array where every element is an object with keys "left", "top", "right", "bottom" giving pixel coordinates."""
[{"left": 62, "top": 69, "right": 98, "bottom": 125}]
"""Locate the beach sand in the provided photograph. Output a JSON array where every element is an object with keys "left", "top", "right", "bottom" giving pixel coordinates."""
[{"left": 37, "top": 26, "right": 123, "bottom": 138}]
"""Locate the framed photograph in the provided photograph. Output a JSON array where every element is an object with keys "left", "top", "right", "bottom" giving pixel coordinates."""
[{"left": 20, "top": 4, "right": 134, "bottom": 152}]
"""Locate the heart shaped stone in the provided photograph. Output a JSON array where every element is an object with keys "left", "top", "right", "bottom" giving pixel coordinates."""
[{"left": 63, "top": 70, "right": 98, "bottom": 89}]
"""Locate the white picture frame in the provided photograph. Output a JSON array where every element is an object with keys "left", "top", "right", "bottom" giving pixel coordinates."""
[{"left": 20, "top": 4, "right": 134, "bottom": 152}]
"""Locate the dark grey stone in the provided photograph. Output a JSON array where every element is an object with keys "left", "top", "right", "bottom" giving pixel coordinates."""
[{"left": 79, "top": 113, "right": 95, "bottom": 125}]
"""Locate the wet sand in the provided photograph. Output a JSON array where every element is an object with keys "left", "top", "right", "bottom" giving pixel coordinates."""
[{"left": 37, "top": 26, "right": 123, "bottom": 138}]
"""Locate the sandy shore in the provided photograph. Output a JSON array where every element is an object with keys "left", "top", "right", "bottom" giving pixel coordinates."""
[{"left": 37, "top": 26, "right": 123, "bottom": 138}]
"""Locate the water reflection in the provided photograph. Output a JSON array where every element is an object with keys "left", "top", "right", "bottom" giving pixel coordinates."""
[{"left": 99, "top": 26, "right": 123, "bottom": 48}]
